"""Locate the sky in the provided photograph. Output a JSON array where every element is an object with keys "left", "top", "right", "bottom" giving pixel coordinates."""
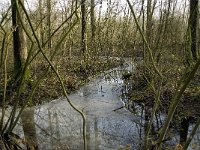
[
  {"left": 0, "top": 0, "right": 128, "bottom": 17},
  {"left": 0, "top": 0, "right": 188, "bottom": 16}
]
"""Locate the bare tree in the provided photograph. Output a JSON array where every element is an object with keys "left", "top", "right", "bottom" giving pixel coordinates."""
[
  {"left": 146, "top": 0, "right": 156, "bottom": 48},
  {"left": 90, "top": 0, "right": 96, "bottom": 55},
  {"left": 189, "top": 0, "right": 199, "bottom": 60},
  {"left": 47, "top": 0, "right": 52, "bottom": 49},
  {"left": 81, "top": 0, "right": 87, "bottom": 61},
  {"left": 11, "top": 0, "right": 28, "bottom": 80},
  {"left": 38, "top": 0, "right": 44, "bottom": 46}
]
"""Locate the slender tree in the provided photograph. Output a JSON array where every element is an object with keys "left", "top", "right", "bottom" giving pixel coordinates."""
[
  {"left": 39, "top": 0, "right": 44, "bottom": 46},
  {"left": 47, "top": 0, "right": 52, "bottom": 50},
  {"left": 146, "top": 0, "right": 152, "bottom": 46},
  {"left": 188, "top": 0, "right": 199, "bottom": 60},
  {"left": 97, "top": 0, "right": 103, "bottom": 53},
  {"left": 81, "top": 0, "right": 87, "bottom": 60},
  {"left": 90, "top": 0, "right": 96, "bottom": 54},
  {"left": 11, "top": 0, "right": 28, "bottom": 81}
]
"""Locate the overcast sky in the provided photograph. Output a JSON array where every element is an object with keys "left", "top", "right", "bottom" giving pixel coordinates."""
[
  {"left": 0, "top": 0, "right": 188, "bottom": 15},
  {"left": 0, "top": 0, "right": 129, "bottom": 16}
]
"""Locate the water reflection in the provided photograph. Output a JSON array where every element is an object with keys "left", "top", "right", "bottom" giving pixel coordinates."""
[
  {"left": 14, "top": 62, "right": 139, "bottom": 149},
  {"left": 21, "top": 108, "right": 38, "bottom": 150},
  {"left": 14, "top": 61, "right": 200, "bottom": 149},
  {"left": 121, "top": 75, "right": 200, "bottom": 149},
  {"left": 180, "top": 118, "right": 190, "bottom": 145}
]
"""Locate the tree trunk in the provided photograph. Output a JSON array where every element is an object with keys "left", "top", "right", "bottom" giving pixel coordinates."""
[
  {"left": 189, "top": 0, "right": 199, "bottom": 60},
  {"left": 90, "top": 0, "right": 95, "bottom": 43},
  {"left": 97, "top": 0, "right": 103, "bottom": 54},
  {"left": 146, "top": 0, "right": 152, "bottom": 43},
  {"left": 81, "top": 0, "right": 87, "bottom": 60},
  {"left": 11, "top": 0, "right": 28, "bottom": 80},
  {"left": 47, "top": 0, "right": 51, "bottom": 50},
  {"left": 39, "top": 0, "right": 44, "bottom": 46},
  {"left": 90, "top": 0, "right": 96, "bottom": 56}
]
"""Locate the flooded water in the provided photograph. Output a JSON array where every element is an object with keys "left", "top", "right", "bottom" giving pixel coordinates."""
[{"left": 12, "top": 60, "right": 200, "bottom": 150}]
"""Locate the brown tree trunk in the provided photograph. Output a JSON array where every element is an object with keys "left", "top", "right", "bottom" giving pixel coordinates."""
[
  {"left": 189, "top": 0, "right": 199, "bottom": 60},
  {"left": 90, "top": 0, "right": 96, "bottom": 56},
  {"left": 39, "top": 0, "right": 44, "bottom": 46},
  {"left": 146, "top": 0, "right": 152, "bottom": 45},
  {"left": 47, "top": 0, "right": 52, "bottom": 50},
  {"left": 81, "top": 0, "right": 87, "bottom": 61},
  {"left": 11, "top": 0, "right": 27, "bottom": 79}
]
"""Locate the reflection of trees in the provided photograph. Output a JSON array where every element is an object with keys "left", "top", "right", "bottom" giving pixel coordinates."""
[
  {"left": 21, "top": 108, "right": 38, "bottom": 150},
  {"left": 94, "top": 117, "right": 100, "bottom": 150},
  {"left": 86, "top": 115, "right": 90, "bottom": 150},
  {"left": 179, "top": 118, "right": 189, "bottom": 145},
  {"left": 136, "top": 103, "right": 197, "bottom": 148},
  {"left": 85, "top": 110, "right": 100, "bottom": 150},
  {"left": 48, "top": 109, "right": 65, "bottom": 149}
]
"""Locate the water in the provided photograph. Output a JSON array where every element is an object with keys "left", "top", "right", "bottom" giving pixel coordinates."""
[
  {"left": 11, "top": 60, "right": 200, "bottom": 149},
  {"left": 12, "top": 61, "right": 142, "bottom": 149}
]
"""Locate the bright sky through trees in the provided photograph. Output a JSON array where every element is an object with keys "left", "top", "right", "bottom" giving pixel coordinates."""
[{"left": 0, "top": 0, "right": 188, "bottom": 19}]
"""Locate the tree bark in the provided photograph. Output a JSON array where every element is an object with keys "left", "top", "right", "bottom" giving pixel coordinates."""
[
  {"left": 146, "top": 0, "right": 152, "bottom": 45},
  {"left": 189, "top": 0, "right": 199, "bottom": 60},
  {"left": 39, "top": 0, "right": 44, "bottom": 46},
  {"left": 11, "top": 0, "right": 28, "bottom": 79},
  {"left": 47, "top": 0, "right": 52, "bottom": 49},
  {"left": 90, "top": 0, "right": 96, "bottom": 50},
  {"left": 81, "top": 0, "right": 87, "bottom": 60}
]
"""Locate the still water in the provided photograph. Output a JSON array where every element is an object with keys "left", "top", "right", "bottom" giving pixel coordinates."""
[{"left": 13, "top": 61, "right": 200, "bottom": 150}]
